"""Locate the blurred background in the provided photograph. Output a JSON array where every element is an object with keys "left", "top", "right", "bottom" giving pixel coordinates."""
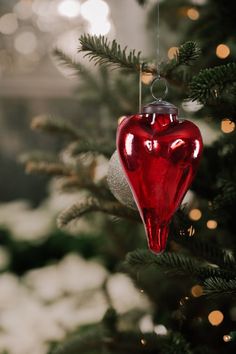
[{"left": 0, "top": 1, "right": 235, "bottom": 354}]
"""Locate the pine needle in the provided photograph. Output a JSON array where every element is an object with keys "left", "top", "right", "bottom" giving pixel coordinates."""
[
  {"left": 190, "top": 62, "right": 236, "bottom": 104},
  {"left": 31, "top": 115, "right": 80, "bottom": 139},
  {"left": 79, "top": 34, "right": 142, "bottom": 71}
]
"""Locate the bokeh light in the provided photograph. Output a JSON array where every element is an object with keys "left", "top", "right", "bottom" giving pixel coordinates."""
[
  {"left": 0, "top": 13, "right": 18, "bottom": 35},
  {"left": 14, "top": 0, "right": 33, "bottom": 20},
  {"left": 89, "top": 20, "right": 111, "bottom": 35},
  {"left": 189, "top": 208, "right": 202, "bottom": 221},
  {"left": 191, "top": 284, "right": 203, "bottom": 297},
  {"left": 81, "top": 0, "right": 109, "bottom": 21},
  {"left": 221, "top": 118, "right": 235, "bottom": 133},
  {"left": 187, "top": 8, "right": 200, "bottom": 20},
  {"left": 206, "top": 220, "right": 218, "bottom": 229},
  {"left": 154, "top": 324, "right": 168, "bottom": 335},
  {"left": 208, "top": 310, "right": 224, "bottom": 326},
  {"left": 14, "top": 31, "right": 37, "bottom": 55},
  {"left": 141, "top": 72, "right": 154, "bottom": 85},
  {"left": 139, "top": 315, "right": 153, "bottom": 333},
  {"left": 216, "top": 44, "right": 230, "bottom": 59},
  {"left": 57, "top": 0, "right": 80, "bottom": 18},
  {"left": 168, "top": 47, "right": 178, "bottom": 60},
  {"left": 182, "top": 99, "right": 203, "bottom": 112},
  {"left": 223, "top": 334, "right": 232, "bottom": 342}
]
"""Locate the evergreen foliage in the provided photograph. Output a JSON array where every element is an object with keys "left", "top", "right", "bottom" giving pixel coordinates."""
[{"left": 20, "top": 0, "right": 236, "bottom": 353}]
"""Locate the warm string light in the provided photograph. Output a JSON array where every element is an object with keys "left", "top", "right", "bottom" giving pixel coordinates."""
[
  {"left": 188, "top": 225, "right": 195, "bottom": 237},
  {"left": 206, "top": 220, "right": 218, "bottom": 230},
  {"left": 141, "top": 338, "right": 147, "bottom": 346},
  {"left": 141, "top": 72, "right": 154, "bottom": 85},
  {"left": 189, "top": 208, "right": 202, "bottom": 221},
  {"left": 187, "top": 8, "right": 200, "bottom": 20},
  {"left": 208, "top": 310, "right": 224, "bottom": 326},
  {"left": 223, "top": 334, "right": 232, "bottom": 342},
  {"left": 180, "top": 296, "right": 190, "bottom": 306},
  {"left": 221, "top": 119, "right": 235, "bottom": 134},
  {"left": 216, "top": 44, "right": 230, "bottom": 59},
  {"left": 168, "top": 47, "right": 178, "bottom": 60},
  {"left": 191, "top": 284, "right": 203, "bottom": 297}
]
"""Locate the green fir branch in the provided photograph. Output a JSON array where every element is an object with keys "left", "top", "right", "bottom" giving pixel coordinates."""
[
  {"left": 212, "top": 179, "right": 236, "bottom": 212},
  {"left": 53, "top": 327, "right": 192, "bottom": 354},
  {"left": 125, "top": 250, "right": 236, "bottom": 281},
  {"left": 53, "top": 48, "right": 82, "bottom": 75},
  {"left": 173, "top": 235, "right": 236, "bottom": 270},
  {"left": 189, "top": 62, "right": 236, "bottom": 104},
  {"left": 176, "top": 42, "right": 201, "bottom": 66},
  {"left": 57, "top": 197, "right": 139, "bottom": 228},
  {"left": 164, "top": 42, "right": 201, "bottom": 80},
  {"left": 19, "top": 151, "right": 57, "bottom": 164},
  {"left": 65, "top": 140, "right": 114, "bottom": 159},
  {"left": 25, "top": 161, "right": 74, "bottom": 177},
  {"left": 31, "top": 115, "right": 80, "bottom": 140},
  {"left": 203, "top": 277, "right": 236, "bottom": 297},
  {"left": 79, "top": 34, "right": 142, "bottom": 71}
]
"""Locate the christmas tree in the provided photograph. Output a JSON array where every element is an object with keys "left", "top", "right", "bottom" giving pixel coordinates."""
[{"left": 1, "top": 0, "right": 236, "bottom": 353}]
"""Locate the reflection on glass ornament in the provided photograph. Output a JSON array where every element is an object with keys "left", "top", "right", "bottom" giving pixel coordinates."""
[
  {"left": 57, "top": 0, "right": 80, "bottom": 18},
  {"left": 81, "top": 0, "right": 109, "bottom": 21}
]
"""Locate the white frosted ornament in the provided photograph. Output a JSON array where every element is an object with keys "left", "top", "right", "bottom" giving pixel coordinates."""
[{"left": 107, "top": 150, "right": 137, "bottom": 210}]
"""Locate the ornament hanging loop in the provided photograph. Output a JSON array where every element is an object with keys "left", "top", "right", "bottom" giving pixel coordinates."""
[{"left": 151, "top": 76, "right": 168, "bottom": 101}]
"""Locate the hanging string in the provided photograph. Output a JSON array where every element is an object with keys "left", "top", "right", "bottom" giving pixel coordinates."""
[
  {"left": 150, "top": 0, "right": 169, "bottom": 101},
  {"left": 156, "top": 0, "right": 160, "bottom": 76},
  {"left": 139, "top": 62, "right": 142, "bottom": 113}
]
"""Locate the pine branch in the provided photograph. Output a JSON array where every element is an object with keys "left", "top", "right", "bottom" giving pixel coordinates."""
[
  {"left": 79, "top": 34, "right": 142, "bottom": 71},
  {"left": 31, "top": 115, "right": 80, "bottom": 140},
  {"left": 173, "top": 235, "right": 236, "bottom": 270},
  {"left": 176, "top": 42, "right": 201, "bottom": 66},
  {"left": 164, "top": 42, "right": 201, "bottom": 80},
  {"left": 189, "top": 63, "right": 236, "bottom": 104},
  {"left": 212, "top": 179, "right": 236, "bottom": 212},
  {"left": 53, "top": 328, "right": 105, "bottom": 354},
  {"left": 57, "top": 196, "right": 140, "bottom": 228},
  {"left": 203, "top": 277, "right": 236, "bottom": 297},
  {"left": 125, "top": 250, "right": 236, "bottom": 281},
  {"left": 25, "top": 161, "right": 74, "bottom": 177},
  {"left": 53, "top": 327, "right": 192, "bottom": 354},
  {"left": 19, "top": 151, "right": 57, "bottom": 164},
  {"left": 53, "top": 48, "right": 82, "bottom": 75},
  {"left": 65, "top": 140, "right": 114, "bottom": 159}
]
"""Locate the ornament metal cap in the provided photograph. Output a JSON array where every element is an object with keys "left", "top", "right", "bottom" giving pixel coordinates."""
[{"left": 142, "top": 100, "right": 178, "bottom": 115}]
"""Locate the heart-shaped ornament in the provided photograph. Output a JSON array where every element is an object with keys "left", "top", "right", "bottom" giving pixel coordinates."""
[{"left": 117, "top": 100, "right": 203, "bottom": 254}]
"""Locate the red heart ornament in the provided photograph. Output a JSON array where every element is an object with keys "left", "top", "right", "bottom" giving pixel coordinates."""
[{"left": 117, "top": 101, "right": 203, "bottom": 254}]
